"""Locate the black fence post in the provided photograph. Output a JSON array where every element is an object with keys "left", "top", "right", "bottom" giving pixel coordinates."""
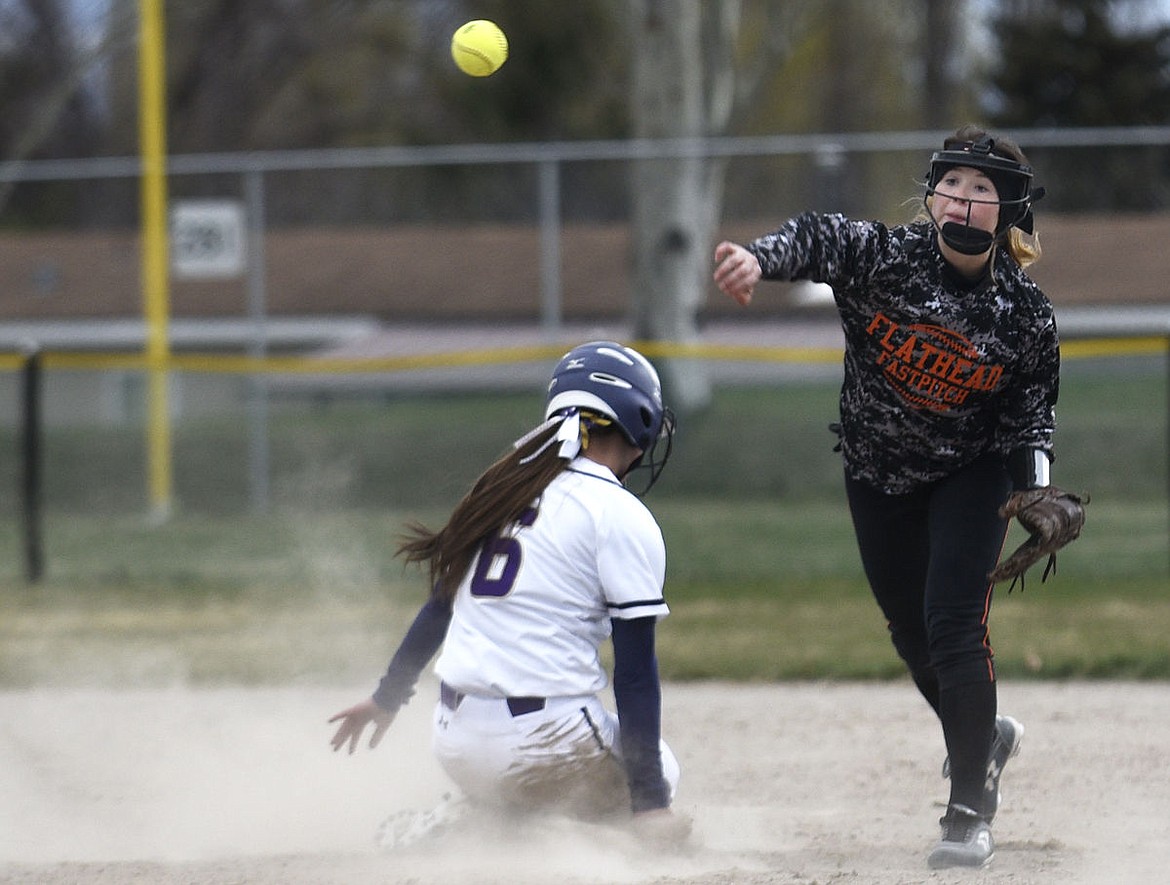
[{"left": 21, "top": 345, "right": 44, "bottom": 583}]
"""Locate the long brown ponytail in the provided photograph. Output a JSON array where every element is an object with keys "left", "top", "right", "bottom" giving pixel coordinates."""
[{"left": 396, "top": 419, "right": 574, "bottom": 602}]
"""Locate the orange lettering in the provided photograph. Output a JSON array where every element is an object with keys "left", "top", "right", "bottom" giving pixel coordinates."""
[
  {"left": 916, "top": 342, "right": 941, "bottom": 370},
  {"left": 865, "top": 312, "right": 888, "bottom": 335},
  {"left": 893, "top": 336, "right": 917, "bottom": 363},
  {"left": 948, "top": 358, "right": 972, "bottom": 384},
  {"left": 932, "top": 352, "right": 956, "bottom": 377}
]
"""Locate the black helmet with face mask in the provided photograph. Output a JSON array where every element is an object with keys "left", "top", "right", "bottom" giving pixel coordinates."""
[{"left": 925, "top": 133, "right": 1045, "bottom": 255}]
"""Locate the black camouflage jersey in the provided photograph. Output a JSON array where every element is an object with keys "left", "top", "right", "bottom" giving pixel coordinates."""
[{"left": 747, "top": 212, "right": 1059, "bottom": 495}]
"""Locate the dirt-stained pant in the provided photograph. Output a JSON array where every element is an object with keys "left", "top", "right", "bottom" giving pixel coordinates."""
[{"left": 431, "top": 690, "right": 680, "bottom": 821}]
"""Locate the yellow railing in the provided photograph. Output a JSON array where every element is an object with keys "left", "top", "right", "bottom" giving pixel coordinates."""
[{"left": 0, "top": 335, "right": 1164, "bottom": 375}]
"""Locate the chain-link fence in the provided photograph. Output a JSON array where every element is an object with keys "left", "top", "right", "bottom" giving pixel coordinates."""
[{"left": 0, "top": 130, "right": 1167, "bottom": 583}]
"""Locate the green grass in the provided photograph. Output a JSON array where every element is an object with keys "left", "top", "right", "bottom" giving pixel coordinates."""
[
  {"left": 4, "top": 357, "right": 1164, "bottom": 515},
  {"left": 0, "top": 364, "right": 1167, "bottom": 686},
  {"left": 0, "top": 497, "right": 1165, "bottom": 688},
  {"left": 653, "top": 496, "right": 1169, "bottom": 681}
]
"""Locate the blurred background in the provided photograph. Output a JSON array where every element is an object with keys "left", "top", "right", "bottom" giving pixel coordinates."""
[{"left": 0, "top": 0, "right": 1166, "bottom": 619}]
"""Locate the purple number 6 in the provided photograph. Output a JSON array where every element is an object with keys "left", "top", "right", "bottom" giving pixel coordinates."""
[{"left": 469, "top": 507, "right": 538, "bottom": 597}]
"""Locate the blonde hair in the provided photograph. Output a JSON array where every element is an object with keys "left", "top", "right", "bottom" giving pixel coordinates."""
[{"left": 1005, "top": 227, "right": 1041, "bottom": 268}]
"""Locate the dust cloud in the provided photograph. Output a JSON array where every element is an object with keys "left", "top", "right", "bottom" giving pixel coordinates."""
[{"left": 2, "top": 681, "right": 1167, "bottom": 883}]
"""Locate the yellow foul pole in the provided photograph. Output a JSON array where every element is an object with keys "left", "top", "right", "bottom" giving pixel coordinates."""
[{"left": 138, "top": 0, "right": 173, "bottom": 519}]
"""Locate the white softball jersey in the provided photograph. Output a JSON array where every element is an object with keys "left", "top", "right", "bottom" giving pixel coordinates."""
[{"left": 434, "top": 456, "right": 669, "bottom": 699}]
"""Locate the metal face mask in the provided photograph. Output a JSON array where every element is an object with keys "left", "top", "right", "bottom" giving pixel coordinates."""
[{"left": 925, "top": 136, "right": 1041, "bottom": 255}]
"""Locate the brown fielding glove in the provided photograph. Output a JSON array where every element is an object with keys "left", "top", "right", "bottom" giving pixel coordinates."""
[{"left": 989, "top": 486, "right": 1087, "bottom": 590}]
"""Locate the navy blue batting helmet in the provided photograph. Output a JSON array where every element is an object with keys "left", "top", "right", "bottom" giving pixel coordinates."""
[{"left": 545, "top": 341, "right": 675, "bottom": 492}]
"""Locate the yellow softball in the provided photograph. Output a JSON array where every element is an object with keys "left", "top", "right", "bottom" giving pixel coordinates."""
[{"left": 450, "top": 20, "right": 508, "bottom": 77}]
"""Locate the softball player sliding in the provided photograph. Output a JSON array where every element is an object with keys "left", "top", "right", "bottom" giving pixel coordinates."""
[
  {"left": 330, "top": 341, "right": 687, "bottom": 845},
  {"left": 714, "top": 125, "right": 1079, "bottom": 870}
]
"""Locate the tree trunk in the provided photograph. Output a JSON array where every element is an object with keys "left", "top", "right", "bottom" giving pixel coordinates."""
[
  {"left": 629, "top": 0, "right": 739, "bottom": 413},
  {"left": 923, "top": 0, "right": 960, "bottom": 127}
]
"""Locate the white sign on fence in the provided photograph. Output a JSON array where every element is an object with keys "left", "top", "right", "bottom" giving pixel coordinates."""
[{"left": 170, "top": 200, "right": 246, "bottom": 279}]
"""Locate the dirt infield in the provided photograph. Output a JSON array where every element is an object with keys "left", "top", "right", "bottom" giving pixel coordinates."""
[{"left": 1, "top": 680, "right": 1167, "bottom": 884}]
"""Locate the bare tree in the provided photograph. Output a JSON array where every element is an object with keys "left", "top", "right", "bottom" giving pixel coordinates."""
[
  {"left": 628, "top": 0, "right": 732, "bottom": 411},
  {"left": 0, "top": 0, "right": 111, "bottom": 219},
  {"left": 627, "top": 0, "right": 812, "bottom": 412},
  {"left": 627, "top": 0, "right": 971, "bottom": 412},
  {"left": 923, "top": 0, "right": 962, "bottom": 127}
]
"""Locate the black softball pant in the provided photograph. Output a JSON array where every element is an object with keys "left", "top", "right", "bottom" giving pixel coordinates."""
[
  {"left": 844, "top": 453, "right": 1012, "bottom": 815},
  {"left": 845, "top": 452, "right": 1012, "bottom": 692}
]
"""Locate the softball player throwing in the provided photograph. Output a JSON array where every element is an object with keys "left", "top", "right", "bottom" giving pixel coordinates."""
[
  {"left": 330, "top": 341, "right": 687, "bottom": 845},
  {"left": 714, "top": 125, "right": 1083, "bottom": 869}
]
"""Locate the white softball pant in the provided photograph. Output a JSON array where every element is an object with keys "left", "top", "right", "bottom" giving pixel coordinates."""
[{"left": 430, "top": 687, "right": 680, "bottom": 820}]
